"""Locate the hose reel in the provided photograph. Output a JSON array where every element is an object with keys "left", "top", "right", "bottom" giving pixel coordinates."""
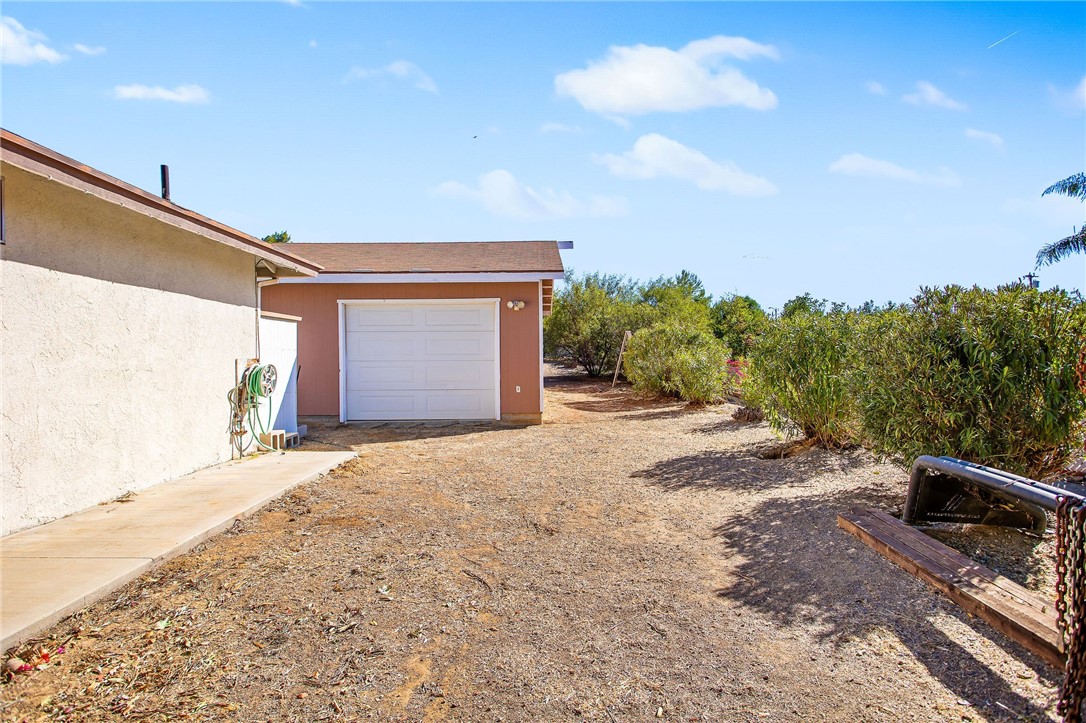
[
  {"left": 228, "top": 362, "right": 278, "bottom": 454},
  {"left": 249, "top": 363, "right": 277, "bottom": 398}
]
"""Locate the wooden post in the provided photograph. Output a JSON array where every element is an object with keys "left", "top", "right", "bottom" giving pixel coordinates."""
[{"left": 612, "top": 330, "right": 633, "bottom": 388}]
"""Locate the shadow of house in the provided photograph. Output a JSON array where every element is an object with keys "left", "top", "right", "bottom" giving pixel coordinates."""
[{"left": 301, "top": 420, "right": 527, "bottom": 448}]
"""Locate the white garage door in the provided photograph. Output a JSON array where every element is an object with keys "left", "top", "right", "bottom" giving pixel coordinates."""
[{"left": 342, "top": 300, "right": 498, "bottom": 421}]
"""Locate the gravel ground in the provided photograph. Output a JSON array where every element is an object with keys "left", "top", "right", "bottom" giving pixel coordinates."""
[{"left": 1, "top": 368, "right": 1065, "bottom": 721}]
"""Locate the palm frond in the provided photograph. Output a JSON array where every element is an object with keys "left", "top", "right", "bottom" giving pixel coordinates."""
[
  {"left": 1035, "top": 227, "right": 1086, "bottom": 267},
  {"left": 1042, "top": 172, "right": 1086, "bottom": 200}
]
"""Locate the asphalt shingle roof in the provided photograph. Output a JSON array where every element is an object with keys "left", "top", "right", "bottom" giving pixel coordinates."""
[{"left": 282, "top": 241, "right": 564, "bottom": 275}]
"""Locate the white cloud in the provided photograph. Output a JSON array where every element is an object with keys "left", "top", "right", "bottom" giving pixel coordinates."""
[
  {"left": 828, "top": 153, "right": 961, "bottom": 187},
  {"left": 594, "top": 133, "right": 777, "bottom": 197},
  {"left": 1048, "top": 75, "right": 1086, "bottom": 112},
  {"left": 540, "top": 122, "right": 583, "bottom": 134},
  {"left": 965, "top": 128, "right": 1004, "bottom": 150},
  {"left": 74, "top": 43, "right": 106, "bottom": 56},
  {"left": 113, "top": 84, "right": 210, "bottom": 104},
  {"left": 555, "top": 35, "right": 779, "bottom": 117},
  {"left": 308, "top": 40, "right": 318, "bottom": 49},
  {"left": 349, "top": 60, "right": 436, "bottom": 93},
  {"left": 865, "top": 81, "right": 886, "bottom": 95},
  {"left": 433, "top": 169, "right": 628, "bottom": 222},
  {"left": 902, "top": 81, "right": 968, "bottom": 111},
  {"left": 1, "top": 16, "right": 65, "bottom": 65}
]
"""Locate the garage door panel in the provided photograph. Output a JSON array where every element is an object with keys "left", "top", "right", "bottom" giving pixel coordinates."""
[
  {"left": 346, "top": 392, "right": 418, "bottom": 419},
  {"left": 426, "top": 362, "right": 494, "bottom": 388},
  {"left": 345, "top": 304, "right": 495, "bottom": 333},
  {"left": 345, "top": 362, "right": 418, "bottom": 389},
  {"left": 346, "top": 306, "right": 416, "bottom": 329},
  {"left": 424, "top": 333, "right": 494, "bottom": 359},
  {"left": 346, "top": 390, "right": 495, "bottom": 420},
  {"left": 347, "top": 332, "right": 494, "bottom": 361},
  {"left": 347, "top": 361, "right": 494, "bottom": 390},
  {"left": 344, "top": 332, "right": 415, "bottom": 360},
  {"left": 424, "top": 307, "right": 492, "bottom": 330}
]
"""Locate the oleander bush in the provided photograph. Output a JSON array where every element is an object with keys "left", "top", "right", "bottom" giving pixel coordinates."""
[
  {"left": 743, "top": 310, "right": 861, "bottom": 448},
  {"left": 623, "top": 322, "right": 734, "bottom": 403},
  {"left": 856, "top": 284, "right": 1086, "bottom": 478}
]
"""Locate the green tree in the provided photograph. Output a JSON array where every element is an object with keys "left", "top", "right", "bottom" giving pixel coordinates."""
[
  {"left": 641, "top": 270, "right": 710, "bottom": 307},
  {"left": 781, "top": 292, "right": 826, "bottom": 318},
  {"left": 711, "top": 294, "right": 769, "bottom": 358},
  {"left": 263, "top": 231, "right": 292, "bottom": 244},
  {"left": 543, "top": 272, "right": 652, "bottom": 376},
  {"left": 639, "top": 270, "right": 713, "bottom": 332},
  {"left": 1035, "top": 172, "right": 1085, "bottom": 266}
]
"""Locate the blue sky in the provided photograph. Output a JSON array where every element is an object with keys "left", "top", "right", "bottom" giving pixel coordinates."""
[{"left": 3, "top": 2, "right": 1084, "bottom": 310}]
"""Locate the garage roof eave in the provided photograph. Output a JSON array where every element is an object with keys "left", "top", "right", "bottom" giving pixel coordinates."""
[{"left": 0, "top": 129, "right": 322, "bottom": 278}]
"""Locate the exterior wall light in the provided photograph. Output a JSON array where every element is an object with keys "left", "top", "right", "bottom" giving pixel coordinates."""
[{"left": 506, "top": 300, "right": 526, "bottom": 311}]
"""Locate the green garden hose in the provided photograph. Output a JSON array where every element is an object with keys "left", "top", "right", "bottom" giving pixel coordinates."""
[{"left": 228, "top": 363, "right": 278, "bottom": 455}]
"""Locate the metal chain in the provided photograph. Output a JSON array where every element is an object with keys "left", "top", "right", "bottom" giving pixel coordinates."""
[
  {"left": 1056, "top": 496, "right": 1086, "bottom": 722},
  {"left": 1077, "top": 343, "right": 1086, "bottom": 394}
]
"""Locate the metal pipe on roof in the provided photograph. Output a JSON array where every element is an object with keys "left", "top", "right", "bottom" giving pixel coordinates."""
[{"left": 160, "top": 165, "right": 170, "bottom": 201}]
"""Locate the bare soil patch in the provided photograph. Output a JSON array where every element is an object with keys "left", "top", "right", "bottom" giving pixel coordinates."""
[{"left": 2, "top": 368, "right": 1064, "bottom": 721}]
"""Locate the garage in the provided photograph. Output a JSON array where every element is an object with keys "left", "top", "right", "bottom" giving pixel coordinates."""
[
  {"left": 259, "top": 240, "right": 568, "bottom": 425},
  {"left": 340, "top": 299, "right": 499, "bottom": 421}
]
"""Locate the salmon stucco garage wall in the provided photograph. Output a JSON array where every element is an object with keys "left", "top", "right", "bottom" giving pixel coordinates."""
[
  {"left": 0, "top": 130, "right": 319, "bottom": 535},
  {"left": 259, "top": 242, "right": 566, "bottom": 424}
]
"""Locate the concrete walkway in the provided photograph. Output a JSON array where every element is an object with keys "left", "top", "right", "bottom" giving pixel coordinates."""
[{"left": 1, "top": 450, "right": 355, "bottom": 651}]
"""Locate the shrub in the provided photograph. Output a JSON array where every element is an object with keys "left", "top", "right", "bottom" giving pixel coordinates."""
[
  {"left": 544, "top": 272, "right": 652, "bottom": 376},
  {"left": 856, "top": 285, "right": 1086, "bottom": 478},
  {"left": 743, "top": 312, "right": 860, "bottom": 448},
  {"left": 623, "top": 323, "right": 734, "bottom": 403}
]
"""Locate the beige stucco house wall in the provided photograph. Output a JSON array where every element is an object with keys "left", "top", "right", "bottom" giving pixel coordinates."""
[{"left": 0, "top": 131, "right": 319, "bottom": 535}]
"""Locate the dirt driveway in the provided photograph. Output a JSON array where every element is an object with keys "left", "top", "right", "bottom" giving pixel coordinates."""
[{"left": 2, "top": 373, "right": 1063, "bottom": 721}]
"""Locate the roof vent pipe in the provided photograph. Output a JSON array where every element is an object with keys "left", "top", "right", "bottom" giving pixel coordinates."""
[{"left": 160, "top": 164, "right": 170, "bottom": 201}]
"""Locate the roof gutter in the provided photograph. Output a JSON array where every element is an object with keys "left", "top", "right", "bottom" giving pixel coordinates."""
[{"left": 0, "top": 129, "right": 322, "bottom": 278}]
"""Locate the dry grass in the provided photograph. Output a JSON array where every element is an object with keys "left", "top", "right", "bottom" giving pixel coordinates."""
[{"left": 1, "top": 367, "right": 1064, "bottom": 721}]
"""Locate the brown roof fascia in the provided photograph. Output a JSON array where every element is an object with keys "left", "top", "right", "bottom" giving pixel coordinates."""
[{"left": 0, "top": 129, "right": 322, "bottom": 277}]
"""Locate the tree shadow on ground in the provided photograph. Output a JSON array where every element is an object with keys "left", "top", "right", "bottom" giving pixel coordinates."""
[
  {"left": 631, "top": 446, "right": 875, "bottom": 494},
  {"left": 622, "top": 406, "right": 698, "bottom": 422},
  {"left": 558, "top": 391, "right": 694, "bottom": 420},
  {"left": 711, "top": 487, "right": 1061, "bottom": 719},
  {"left": 690, "top": 418, "right": 767, "bottom": 435},
  {"left": 544, "top": 373, "right": 609, "bottom": 388},
  {"left": 559, "top": 394, "right": 673, "bottom": 415}
]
